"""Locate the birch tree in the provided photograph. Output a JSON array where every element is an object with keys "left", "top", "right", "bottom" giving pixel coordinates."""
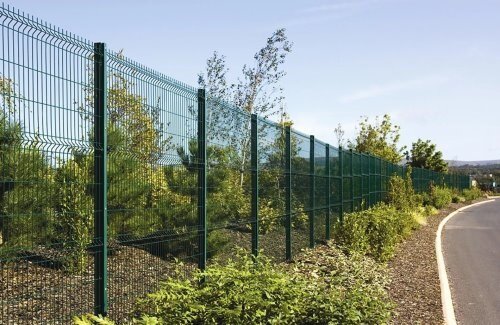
[{"left": 198, "top": 28, "right": 293, "bottom": 187}]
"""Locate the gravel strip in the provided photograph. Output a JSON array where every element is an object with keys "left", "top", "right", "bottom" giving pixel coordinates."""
[{"left": 388, "top": 200, "right": 484, "bottom": 324}]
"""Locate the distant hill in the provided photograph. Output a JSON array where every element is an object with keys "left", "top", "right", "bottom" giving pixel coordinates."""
[{"left": 447, "top": 160, "right": 500, "bottom": 167}]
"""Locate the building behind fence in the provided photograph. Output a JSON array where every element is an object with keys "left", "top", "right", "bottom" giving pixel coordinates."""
[{"left": 0, "top": 4, "right": 470, "bottom": 323}]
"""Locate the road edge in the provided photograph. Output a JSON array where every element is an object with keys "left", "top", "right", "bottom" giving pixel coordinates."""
[{"left": 436, "top": 199, "right": 495, "bottom": 325}]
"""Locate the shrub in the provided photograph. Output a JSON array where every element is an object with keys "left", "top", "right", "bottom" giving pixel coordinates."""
[
  {"left": 73, "top": 314, "right": 115, "bottom": 325},
  {"left": 386, "top": 169, "right": 419, "bottom": 212},
  {"left": 451, "top": 194, "right": 465, "bottom": 203},
  {"left": 73, "top": 314, "right": 158, "bottom": 325},
  {"left": 0, "top": 110, "right": 57, "bottom": 254},
  {"left": 462, "top": 187, "right": 483, "bottom": 201},
  {"left": 291, "top": 243, "right": 393, "bottom": 324},
  {"left": 424, "top": 205, "right": 439, "bottom": 216},
  {"left": 411, "top": 207, "right": 428, "bottom": 226},
  {"left": 132, "top": 249, "right": 392, "bottom": 324},
  {"left": 135, "top": 252, "right": 311, "bottom": 324},
  {"left": 429, "top": 186, "right": 453, "bottom": 209},
  {"left": 333, "top": 203, "right": 419, "bottom": 262},
  {"left": 413, "top": 193, "right": 424, "bottom": 207},
  {"left": 421, "top": 192, "right": 432, "bottom": 206},
  {"left": 53, "top": 157, "right": 93, "bottom": 273},
  {"left": 386, "top": 175, "right": 409, "bottom": 211}
]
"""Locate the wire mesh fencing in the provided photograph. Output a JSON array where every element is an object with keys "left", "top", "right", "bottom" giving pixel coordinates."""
[{"left": 0, "top": 4, "right": 471, "bottom": 323}]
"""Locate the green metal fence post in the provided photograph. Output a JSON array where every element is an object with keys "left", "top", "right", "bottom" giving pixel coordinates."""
[
  {"left": 285, "top": 126, "right": 292, "bottom": 260},
  {"left": 325, "top": 145, "right": 331, "bottom": 240},
  {"left": 379, "top": 157, "right": 382, "bottom": 201},
  {"left": 350, "top": 149, "right": 354, "bottom": 211},
  {"left": 93, "top": 42, "right": 108, "bottom": 316},
  {"left": 197, "top": 89, "right": 207, "bottom": 270},
  {"left": 339, "top": 146, "right": 344, "bottom": 224},
  {"left": 251, "top": 114, "right": 259, "bottom": 257},
  {"left": 361, "top": 154, "right": 364, "bottom": 209},
  {"left": 309, "top": 136, "right": 315, "bottom": 248},
  {"left": 367, "top": 154, "right": 371, "bottom": 208}
]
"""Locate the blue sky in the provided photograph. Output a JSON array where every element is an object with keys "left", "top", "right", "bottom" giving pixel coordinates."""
[{"left": 12, "top": 0, "right": 500, "bottom": 160}]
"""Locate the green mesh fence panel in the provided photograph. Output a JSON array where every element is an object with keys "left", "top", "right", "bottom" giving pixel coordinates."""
[
  {"left": 361, "top": 154, "right": 370, "bottom": 207},
  {"left": 104, "top": 51, "right": 199, "bottom": 321},
  {"left": 290, "top": 129, "right": 310, "bottom": 256},
  {"left": 204, "top": 99, "right": 252, "bottom": 263},
  {"left": 0, "top": 5, "right": 97, "bottom": 323},
  {"left": 256, "top": 117, "right": 287, "bottom": 262},
  {"left": 314, "top": 138, "right": 327, "bottom": 243},
  {"left": 342, "top": 150, "right": 353, "bottom": 213},
  {"left": 329, "top": 146, "right": 341, "bottom": 206}
]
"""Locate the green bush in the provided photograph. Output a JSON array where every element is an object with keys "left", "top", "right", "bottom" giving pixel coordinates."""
[
  {"left": 421, "top": 192, "right": 432, "bottom": 206},
  {"left": 135, "top": 252, "right": 313, "bottom": 324},
  {"left": 334, "top": 203, "right": 419, "bottom": 262},
  {"left": 291, "top": 243, "right": 392, "bottom": 324},
  {"left": 386, "top": 172, "right": 419, "bottom": 212},
  {"left": 73, "top": 314, "right": 115, "bottom": 325},
  {"left": 73, "top": 314, "right": 158, "bottom": 325},
  {"left": 424, "top": 205, "right": 439, "bottom": 216},
  {"left": 53, "top": 157, "right": 94, "bottom": 273},
  {"left": 429, "top": 186, "right": 453, "bottom": 209},
  {"left": 131, "top": 249, "right": 392, "bottom": 324},
  {"left": 451, "top": 194, "right": 465, "bottom": 203},
  {"left": 462, "top": 187, "right": 483, "bottom": 201}
]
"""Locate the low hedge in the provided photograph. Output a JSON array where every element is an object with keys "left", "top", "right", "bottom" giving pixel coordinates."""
[
  {"left": 333, "top": 203, "right": 420, "bottom": 262},
  {"left": 74, "top": 247, "right": 392, "bottom": 325}
]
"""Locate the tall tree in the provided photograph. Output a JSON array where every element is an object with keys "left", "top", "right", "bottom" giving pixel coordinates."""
[
  {"left": 409, "top": 139, "right": 448, "bottom": 172},
  {"left": 198, "top": 28, "right": 293, "bottom": 186},
  {"left": 349, "top": 114, "right": 406, "bottom": 164}
]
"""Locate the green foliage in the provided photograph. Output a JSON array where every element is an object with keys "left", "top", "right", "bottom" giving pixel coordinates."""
[
  {"left": 199, "top": 29, "right": 293, "bottom": 193},
  {"left": 134, "top": 248, "right": 392, "bottom": 324},
  {"left": 424, "top": 205, "right": 439, "bottom": 216},
  {"left": 73, "top": 314, "right": 115, "bottom": 325},
  {"left": 409, "top": 139, "right": 448, "bottom": 173},
  {"left": 386, "top": 168, "right": 418, "bottom": 212},
  {"left": 0, "top": 78, "right": 56, "bottom": 253},
  {"left": 462, "top": 187, "right": 483, "bottom": 201},
  {"left": 107, "top": 75, "right": 172, "bottom": 164},
  {"left": 429, "top": 186, "right": 453, "bottom": 209},
  {"left": 105, "top": 78, "right": 173, "bottom": 239},
  {"left": 166, "top": 141, "right": 250, "bottom": 257},
  {"left": 72, "top": 248, "right": 391, "bottom": 325},
  {"left": 292, "top": 243, "right": 393, "bottom": 324},
  {"left": 135, "top": 252, "right": 306, "bottom": 324},
  {"left": 256, "top": 124, "right": 309, "bottom": 234},
  {"left": 451, "top": 193, "right": 465, "bottom": 203},
  {"left": 53, "top": 156, "right": 93, "bottom": 273},
  {"left": 73, "top": 314, "right": 160, "bottom": 325},
  {"left": 1, "top": 146, "right": 56, "bottom": 250},
  {"left": 334, "top": 203, "right": 419, "bottom": 262},
  {"left": 1, "top": 73, "right": 188, "bottom": 269},
  {"left": 199, "top": 29, "right": 292, "bottom": 125},
  {"left": 349, "top": 114, "right": 405, "bottom": 164}
]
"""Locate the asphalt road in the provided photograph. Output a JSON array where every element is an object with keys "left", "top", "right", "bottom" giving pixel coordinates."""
[{"left": 443, "top": 198, "right": 500, "bottom": 325}]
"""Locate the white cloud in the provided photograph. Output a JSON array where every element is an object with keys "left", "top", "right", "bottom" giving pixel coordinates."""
[
  {"left": 285, "top": 0, "right": 386, "bottom": 27},
  {"left": 339, "top": 75, "right": 450, "bottom": 103},
  {"left": 303, "top": 0, "right": 381, "bottom": 14}
]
